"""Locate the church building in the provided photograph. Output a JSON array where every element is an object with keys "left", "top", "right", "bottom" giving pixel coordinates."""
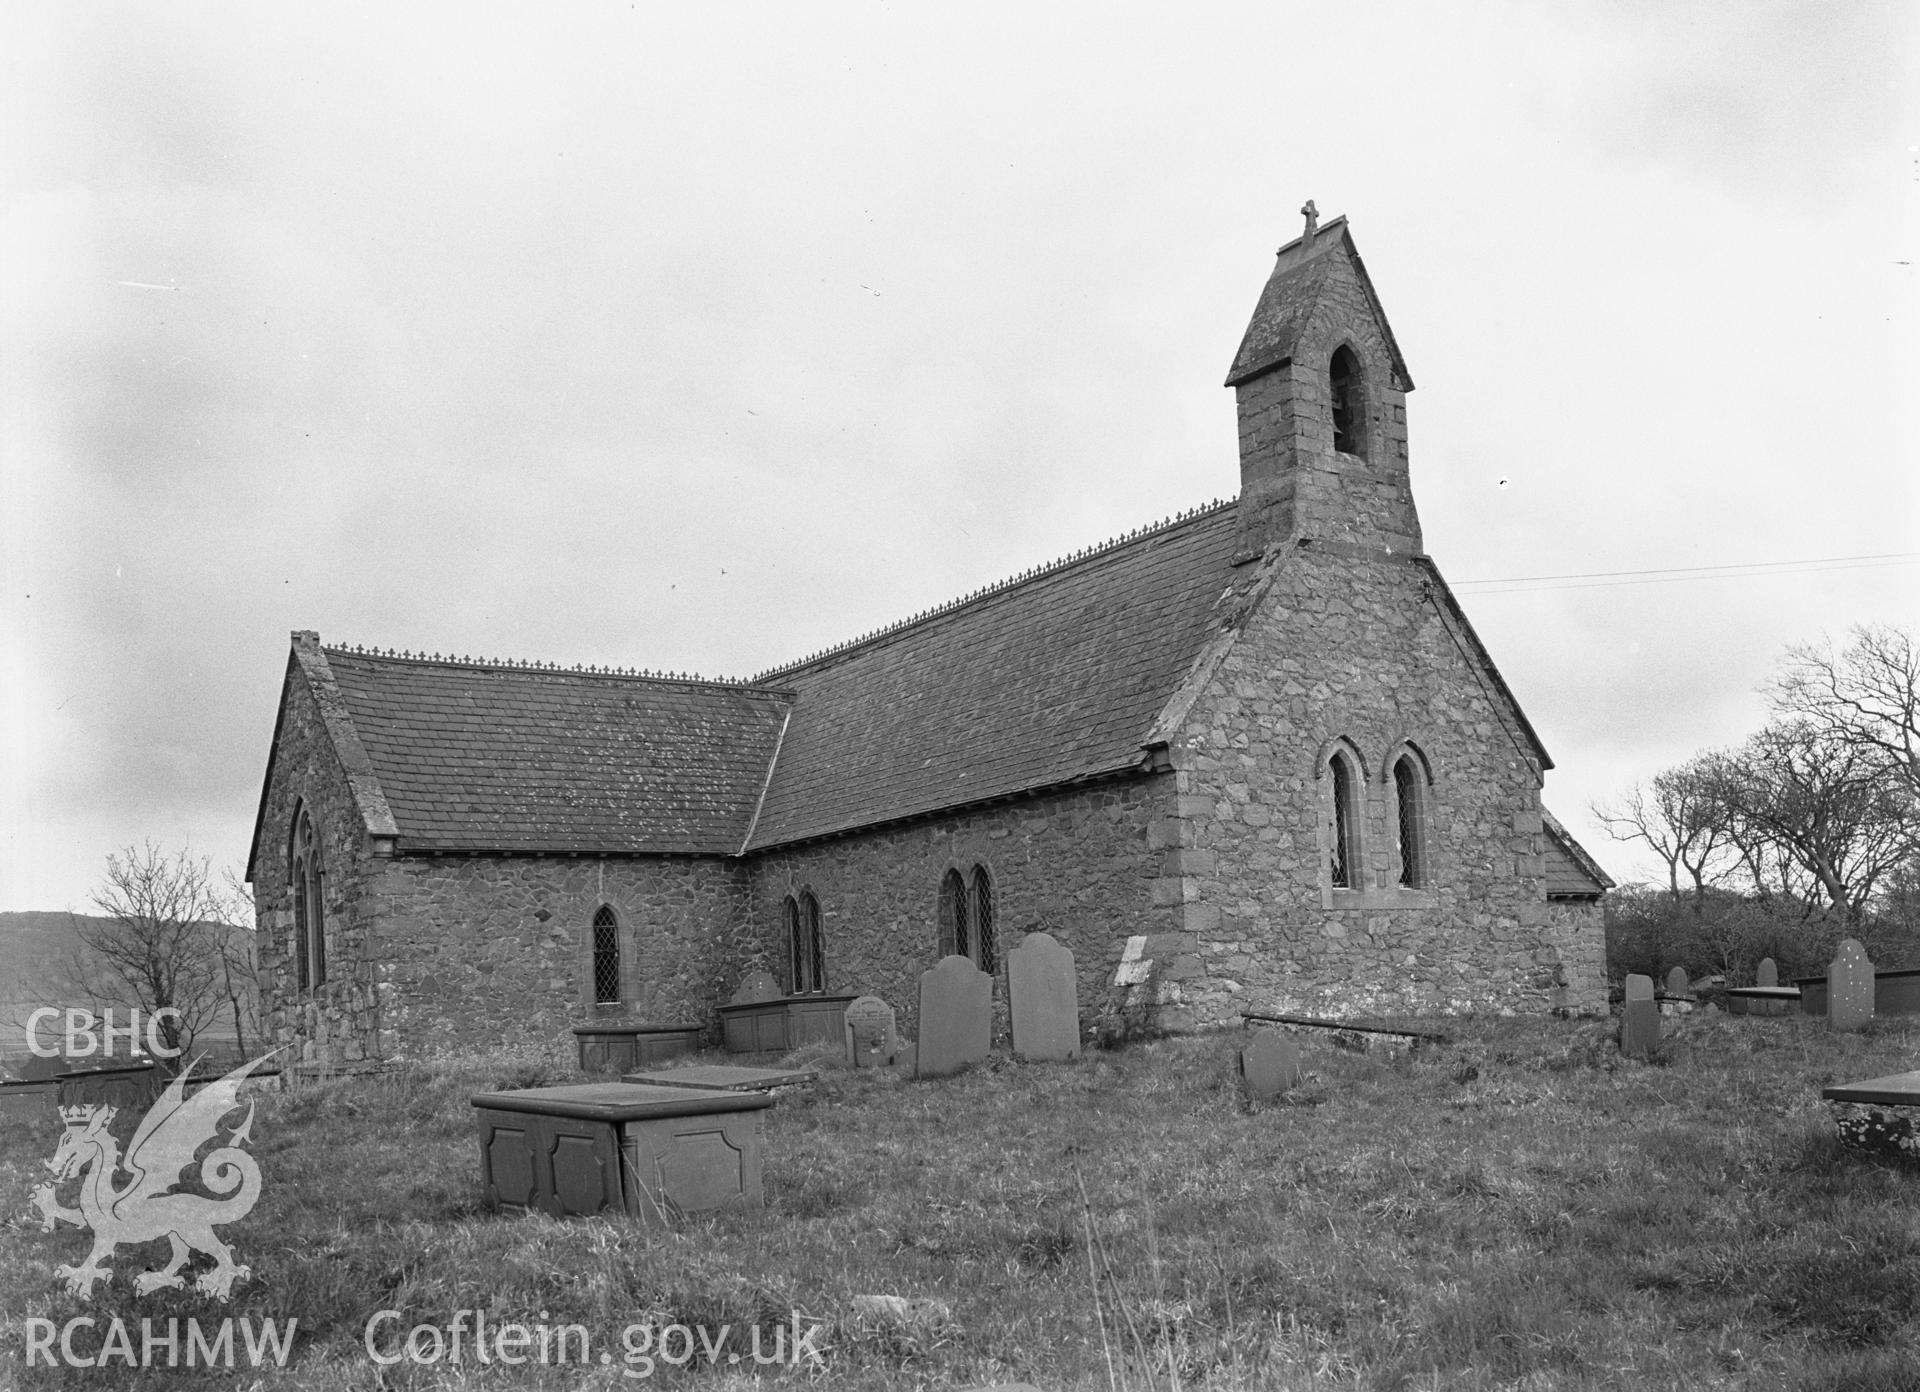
[{"left": 247, "top": 210, "right": 1611, "bottom": 1067}]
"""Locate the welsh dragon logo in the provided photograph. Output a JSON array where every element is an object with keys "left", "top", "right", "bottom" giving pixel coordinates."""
[{"left": 30, "top": 1053, "right": 276, "bottom": 1302}]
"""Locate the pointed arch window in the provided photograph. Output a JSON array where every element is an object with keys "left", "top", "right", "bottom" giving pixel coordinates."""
[
  {"left": 290, "top": 807, "right": 326, "bottom": 990},
  {"left": 938, "top": 865, "right": 997, "bottom": 972},
  {"left": 1329, "top": 344, "right": 1367, "bottom": 459},
  {"left": 1324, "top": 746, "right": 1363, "bottom": 890},
  {"left": 787, "top": 890, "right": 825, "bottom": 994},
  {"left": 1392, "top": 751, "right": 1430, "bottom": 889},
  {"left": 970, "top": 866, "right": 997, "bottom": 974},
  {"left": 591, "top": 906, "right": 622, "bottom": 1004},
  {"left": 938, "top": 869, "right": 970, "bottom": 961}
]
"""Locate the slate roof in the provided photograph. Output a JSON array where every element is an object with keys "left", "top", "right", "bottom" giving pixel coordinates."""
[
  {"left": 265, "top": 497, "right": 1584, "bottom": 866},
  {"left": 1543, "top": 810, "right": 1615, "bottom": 899},
  {"left": 744, "top": 503, "right": 1241, "bottom": 849},
  {"left": 318, "top": 652, "right": 791, "bottom": 854}
]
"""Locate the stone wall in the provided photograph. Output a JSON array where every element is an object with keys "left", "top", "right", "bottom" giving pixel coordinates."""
[
  {"left": 1156, "top": 542, "right": 1606, "bottom": 1023},
  {"left": 1545, "top": 901, "right": 1609, "bottom": 1014},
  {"left": 252, "top": 662, "right": 385, "bottom": 1066},
  {"left": 254, "top": 648, "right": 753, "bottom": 1065},
  {"left": 355, "top": 854, "right": 749, "bottom": 1059},
  {"left": 742, "top": 777, "right": 1179, "bottom": 1040}
]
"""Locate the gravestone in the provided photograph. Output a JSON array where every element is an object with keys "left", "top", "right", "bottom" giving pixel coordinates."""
[
  {"left": 842, "top": 995, "right": 899, "bottom": 1068},
  {"left": 1007, "top": 931, "right": 1080, "bottom": 1062},
  {"left": 729, "top": 969, "right": 782, "bottom": 1006},
  {"left": 915, "top": 955, "right": 991, "bottom": 1079},
  {"left": 1620, "top": 974, "right": 1660, "bottom": 1058},
  {"left": 1240, "top": 1030, "right": 1303, "bottom": 1099},
  {"left": 1830, "top": 938, "right": 1875, "bottom": 1032},
  {"left": 1756, "top": 958, "right": 1778, "bottom": 989},
  {"left": 1664, "top": 967, "right": 1690, "bottom": 998}
]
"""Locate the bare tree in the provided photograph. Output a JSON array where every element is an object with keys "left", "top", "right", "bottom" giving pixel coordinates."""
[
  {"left": 212, "top": 869, "right": 263, "bottom": 1060},
  {"left": 1705, "top": 721, "right": 1915, "bottom": 926},
  {"left": 43, "top": 842, "right": 258, "bottom": 1070},
  {"left": 1591, "top": 756, "right": 1734, "bottom": 912},
  {"left": 1774, "top": 624, "right": 1920, "bottom": 799}
]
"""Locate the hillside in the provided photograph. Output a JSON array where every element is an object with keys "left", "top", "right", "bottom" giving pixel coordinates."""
[
  {"left": 0, "top": 910, "right": 241, "bottom": 1064},
  {"left": 0, "top": 909, "right": 105, "bottom": 1025}
]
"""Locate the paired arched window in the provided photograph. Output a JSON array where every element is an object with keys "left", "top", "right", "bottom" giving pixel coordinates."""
[
  {"left": 1323, "top": 746, "right": 1363, "bottom": 890},
  {"left": 1329, "top": 344, "right": 1367, "bottom": 458},
  {"left": 1390, "top": 750, "right": 1430, "bottom": 888},
  {"left": 938, "top": 865, "right": 997, "bottom": 972},
  {"left": 1321, "top": 740, "right": 1433, "bottom": 894},
  {"left": 289, "top": 807, "right": 326, "bottom": 991},
  {"left": 784, "top": 890, "right": 826, "bottom": 994},
  {"left": 591, "top": 905, "right": 622, "bottom": 1004}
]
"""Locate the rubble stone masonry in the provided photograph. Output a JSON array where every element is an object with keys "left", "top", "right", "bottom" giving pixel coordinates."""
[
  {"left": 348, "top": 853, "right": 747, "bottom": 1059},
  {"left": 744, "top": 779, "right": 1179, "bottom": 1041},
  {"left": 253, "top": 667, "right": 385, "bottom": 1066},
  {"left": 256, "top": 649, "right": 752, "bottom": 1064},
  {"left": 1158, "top": 541, "right": 1606, "bottom": 1025}
]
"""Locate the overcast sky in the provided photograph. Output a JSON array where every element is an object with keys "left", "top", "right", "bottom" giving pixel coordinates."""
[{"left": 3, "top": 2, "right": 1914, "bottom": 913}]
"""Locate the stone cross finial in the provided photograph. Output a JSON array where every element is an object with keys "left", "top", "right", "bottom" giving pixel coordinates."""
[{"left": 1301, "top": 199, "right": 1319, "bottom": 242}]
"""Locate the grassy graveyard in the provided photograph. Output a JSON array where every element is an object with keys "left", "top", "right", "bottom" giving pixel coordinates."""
[{"left": 6, "top": 1011, "right": 1920, "bottom": 1390}]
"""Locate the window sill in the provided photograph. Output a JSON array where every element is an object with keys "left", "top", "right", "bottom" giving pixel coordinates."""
[{"left": 1323, "top": 886, "right": 1439, "bottom": 911}]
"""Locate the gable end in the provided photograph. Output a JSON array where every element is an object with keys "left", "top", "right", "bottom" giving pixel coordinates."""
[{"left": 246, "top": 631, "right": 397, "bottom": 882}]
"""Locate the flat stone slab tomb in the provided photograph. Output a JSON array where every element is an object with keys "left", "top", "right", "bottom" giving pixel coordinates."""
[
  {"left": 620, "top": 1064, "right": 816, "bottom": 1092},
  {"left": 1822, "top": 1071, "right": 1920, "bottom": 1159},
  {"left": 716, "top": 993, "right": 859, "bottom": 1054},
  {"left": 1724, "top": 986, "right": 1802, "bottom": 1016},
  {"left": 572, "top": 1023, "right": 704, "bottom": 1073},
  {"left": 473, "top": 1082, "right": 773, "bottom": 1224},
  {"left": 1798, "top": 967, "right": 1920, "bottom": 1019},
  {"left": 1241, "top": 1010, "right": 1451, "bottom": 1052}
]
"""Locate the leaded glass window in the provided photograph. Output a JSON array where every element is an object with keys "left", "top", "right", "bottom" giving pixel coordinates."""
[
  {"left": 938, "top": 869, "right": 969, "bottom": 960},
  {"left": 591, "top": 906, "right": 621, "bottom": 1004},
  {"left": 1328, "top": 751, "right": 1360, "bottom": 889},
  {"left": 1394, "top": 754, "right": 1427, "bottom": 888},
  {"left": 970, "top": 866, "right": 996, "bottom": 974},
  {"left": 789, "top": 891, "right": 826, "bottom": 993}
]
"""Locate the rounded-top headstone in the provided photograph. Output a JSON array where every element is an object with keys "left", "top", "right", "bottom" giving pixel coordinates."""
[
  {"left": 1829, "top": 938, "right": 1875, "bottom": 1032},
  {"left": 916, "top": 955, "right": 992, "bottom": 1079},
  {"left": 1755, "top": 957, "right": 1778, "bottom": 989},
  {"left": 842, "top": 995, "right": 897, "bottom": 1068},
  {"left": 1007, "top": 931, "right": 1080, "bottom": 1062},
  {"left": 1620, "top": 973, "right": 1660, "bottom": 1058},
  {"left": 1664, "top": 967, "right": 1690, "bottom": 997}
]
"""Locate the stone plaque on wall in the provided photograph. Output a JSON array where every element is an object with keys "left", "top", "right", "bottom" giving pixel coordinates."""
[
  {"left": 843, "top": 995, "right": 898, "bottom": 1068},
  {"left": 916, "top": 955, "right": 991, "bottom": 1079},
  {"left": 1008, "top": 931, "right": 1079, "bottom": 1062},
  {"left": 729, "top": 969, "right": 782, "bottom": 1006}
]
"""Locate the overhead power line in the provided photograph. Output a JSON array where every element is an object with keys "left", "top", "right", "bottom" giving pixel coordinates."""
[{"left": 1450, "top": 551, "right": 1920, "bottom": 596}]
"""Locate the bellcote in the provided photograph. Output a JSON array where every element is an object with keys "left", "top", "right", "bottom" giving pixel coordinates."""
[{"left": 1227, "top": 206, "right": 1422, "bottom": 562}]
